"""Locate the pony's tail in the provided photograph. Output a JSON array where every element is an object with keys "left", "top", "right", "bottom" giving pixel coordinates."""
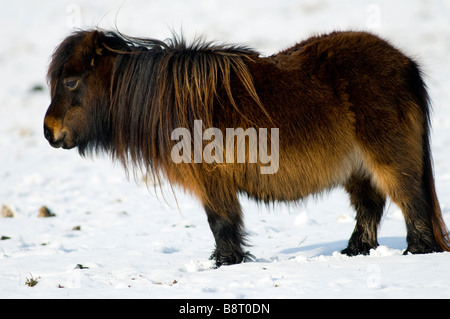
[
  {"left": 423, "top": 137, "right": 450, "bottom": 251},
  {"left": 412, "top": 60, "right": 450, "bottom": 252}
]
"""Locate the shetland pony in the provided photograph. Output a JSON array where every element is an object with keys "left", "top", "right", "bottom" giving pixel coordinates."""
[{"left": 44, "top": 30, "right": 450, "bottom": 266}]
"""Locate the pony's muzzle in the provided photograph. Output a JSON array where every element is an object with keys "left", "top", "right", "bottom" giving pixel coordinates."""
[
  {"left": 43, "top": 114, "right": 75, "bottom": 149},
  {"left": 44, "top": 124, "right": 66, "bottom": 148}
]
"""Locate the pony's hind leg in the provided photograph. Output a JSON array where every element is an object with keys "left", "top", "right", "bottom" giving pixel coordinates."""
[
  {"left": 342, "top": 174, "right": 386, "bottom": 256},
  {"left": 363, "top": 145, "right": 440, "bottom": 254},
  {"left": 376, "top": 166, "right": 438, "bottom": 253}
]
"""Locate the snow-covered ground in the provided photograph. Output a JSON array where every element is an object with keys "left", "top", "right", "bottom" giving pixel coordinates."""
[{"left": 1, "top": 0, "right": 450, "bottom": 299}]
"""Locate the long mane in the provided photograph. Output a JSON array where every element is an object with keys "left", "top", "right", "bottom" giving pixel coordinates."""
[{"left": 101, "top": 31, "right": 268, "bottom": 179}]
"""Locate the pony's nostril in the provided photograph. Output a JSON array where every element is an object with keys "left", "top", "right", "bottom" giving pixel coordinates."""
[{"left": 44, "top": 125, "right": 53, "bottom": 142}]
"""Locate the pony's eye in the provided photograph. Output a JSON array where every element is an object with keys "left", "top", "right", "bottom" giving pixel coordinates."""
[{"left": 65, "top": 79, "right": 79, "bottom": 90}]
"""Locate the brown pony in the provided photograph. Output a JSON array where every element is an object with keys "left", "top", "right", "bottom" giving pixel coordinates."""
[{"left": 44, "top": 29, "right": 450, "bottom": 266}]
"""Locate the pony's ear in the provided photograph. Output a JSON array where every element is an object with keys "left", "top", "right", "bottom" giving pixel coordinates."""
[
  {"left": 98, "top": 32, "right": 131, "bottom": 54},
  {"left": 89, "top": 30, "right": 105, "bottom": 67},
  {"left": 92, "top": 30, "right": 105, "bottom": 55}
]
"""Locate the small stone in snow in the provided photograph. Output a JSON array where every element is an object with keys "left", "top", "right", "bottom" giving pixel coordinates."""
[
  {"left": 1, "top": 205, "right": 14, "bottom": 218},
  {"left": 38, "top": 206, "right": 55, "bottom": 217}
]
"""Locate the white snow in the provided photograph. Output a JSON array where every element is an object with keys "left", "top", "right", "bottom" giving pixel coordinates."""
[{"left": 1, "top": 0, "right": 450, "bottom": 299}]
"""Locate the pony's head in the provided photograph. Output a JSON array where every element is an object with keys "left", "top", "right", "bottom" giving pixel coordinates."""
[{"left": 43, "top": 30, "right": 124, "bottom": 152}]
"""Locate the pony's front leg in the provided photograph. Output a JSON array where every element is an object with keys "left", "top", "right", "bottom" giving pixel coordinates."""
[{"left": 204, "top": 202, "right": 252, "bottom": 267}]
